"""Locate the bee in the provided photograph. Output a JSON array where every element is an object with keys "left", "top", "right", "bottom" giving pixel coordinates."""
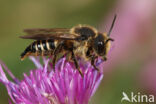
[{"left": 20, "top": 14, "right": 117, "bottom": 76}]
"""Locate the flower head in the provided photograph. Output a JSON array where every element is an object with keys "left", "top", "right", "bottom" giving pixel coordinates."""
[{"left": 0, "top": 57, "right": 103, "bottom": 104}]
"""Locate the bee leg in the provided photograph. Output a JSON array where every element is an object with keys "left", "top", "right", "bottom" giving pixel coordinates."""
[
  {"left": 91, "top": 56, "right": 99, "bottom": 71},
  {"left": 52, "top": 43, "right": 63, "bottom": 71},
  {"left": 71, "top": 51, "right": 83, "bottom": 77},
  {"left": 52, "top": 55, "right": 57, "bottom": 71}
]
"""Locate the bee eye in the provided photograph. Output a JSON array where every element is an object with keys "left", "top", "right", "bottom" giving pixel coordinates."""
[
  {"left": 98, "top": 41, "right": 104, "bottom": 47},
  {"left": 97, "top": 41, "right": 105, "bottom": 53},
  {"left": 94, "top": 34, "right": 105, "bottom": 55}
]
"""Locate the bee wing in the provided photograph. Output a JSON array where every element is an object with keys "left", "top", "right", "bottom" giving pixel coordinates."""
[
  {"left": 24, "top": 28, "right": 70, "bottom": 35},
  {"left": 20, "top": 33, "right": 78, "bottom": 40},
  {"left": 20, "top": 28, "right": 79, "bottom": 40},
  {"left": 20, "top": 33, "right": 79, "bottom": 40}
]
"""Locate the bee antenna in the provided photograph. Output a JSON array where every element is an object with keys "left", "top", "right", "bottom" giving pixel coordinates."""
[{"left": 108, "top": 14, "right": 117, "bottom": 36}]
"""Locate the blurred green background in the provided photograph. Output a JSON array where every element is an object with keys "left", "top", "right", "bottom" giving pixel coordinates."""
[{"left": 0, "top": 0, "right": 156, "bottom": 104}]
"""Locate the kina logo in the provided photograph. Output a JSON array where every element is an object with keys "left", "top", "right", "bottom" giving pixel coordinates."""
[{"left": 121, "top": 91, "right": 154, "bottom": 103}]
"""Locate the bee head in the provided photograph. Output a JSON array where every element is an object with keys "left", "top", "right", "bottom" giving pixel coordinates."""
[
  {"left": 93, "top": 33, "right": 114, "bottom": 60},
  {"left": 96, "top": 14, "right": 116, "bottom": 61}
]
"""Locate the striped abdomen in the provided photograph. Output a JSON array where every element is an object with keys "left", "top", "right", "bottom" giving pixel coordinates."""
[{"left": 21, "top": 39, "right": 56, "bottom": 60}]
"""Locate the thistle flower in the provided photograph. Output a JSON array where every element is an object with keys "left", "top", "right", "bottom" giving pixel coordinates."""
[{"left": 0, "top": 57, "right": 103, "bottom": 104}]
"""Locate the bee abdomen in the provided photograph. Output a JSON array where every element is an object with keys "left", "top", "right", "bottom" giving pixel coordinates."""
[
  {"left": 21, "top": 45, "right": 31, "bottom": 60},
  {"left": 21, "top": 39, "right": 56, "bottom": 60}
]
